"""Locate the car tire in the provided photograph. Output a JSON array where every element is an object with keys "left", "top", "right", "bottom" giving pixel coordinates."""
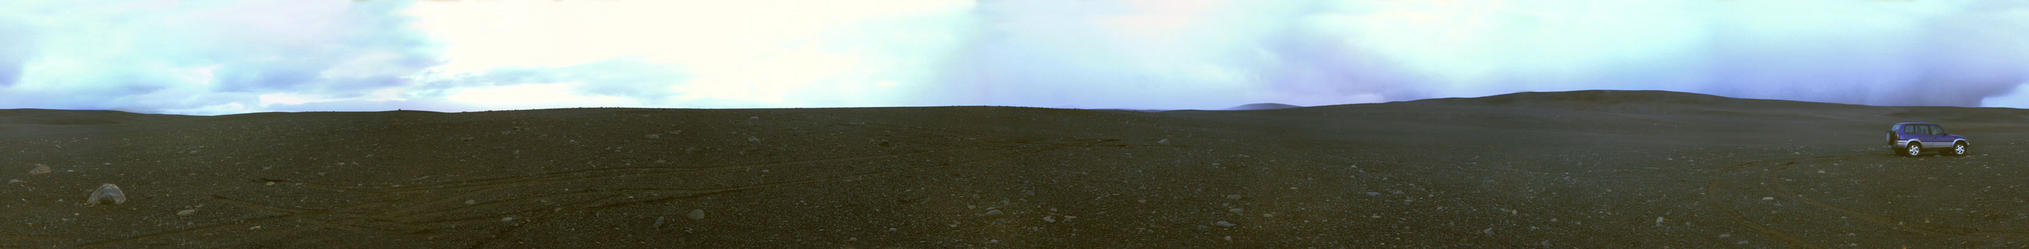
[
  {"left": 1904, "top": 142, "right": 1922, "bottom": 157},
  {"left": 1951, "top": 142, "right": 1968, "bottom": 156}
]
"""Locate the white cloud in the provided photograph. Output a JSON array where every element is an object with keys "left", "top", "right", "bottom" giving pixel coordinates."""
[
  {"left": 4, "top": 0, "right": 2026, "bottom": 113},
  {"left": 404, "top": 0, "right": 975, "bottom": 108},
  {"left": 444, "top": 82, "right": 638, "bottom": 110}
]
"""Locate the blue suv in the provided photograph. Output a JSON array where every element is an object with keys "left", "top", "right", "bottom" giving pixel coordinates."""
[{"left": 1887, "top": 122, "right": 1969, "bottom": 157}]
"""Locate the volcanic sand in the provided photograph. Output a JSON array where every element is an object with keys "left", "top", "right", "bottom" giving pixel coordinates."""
[{"left": 3, "top": 90, "right": 2028, "bottom": 248}]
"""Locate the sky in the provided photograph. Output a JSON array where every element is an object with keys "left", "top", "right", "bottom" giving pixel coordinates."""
[{"left": 2, "top": 0, "right": 2027, "bottom": 115}]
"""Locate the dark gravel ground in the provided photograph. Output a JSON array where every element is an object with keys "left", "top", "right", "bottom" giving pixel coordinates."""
[{"left": 2, "top": 90, "right": 2026, "bottom": 248}]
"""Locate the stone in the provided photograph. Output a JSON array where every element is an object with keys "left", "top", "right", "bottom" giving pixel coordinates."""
[
  {"left": 27, "top": 164, "right": 51, "bottom": 175},
  {"left": 87, "top": 183, "right": 127, "bottom": 206},
  {"left": 688, "top": 209, "right": 706, "bottom": 220}
]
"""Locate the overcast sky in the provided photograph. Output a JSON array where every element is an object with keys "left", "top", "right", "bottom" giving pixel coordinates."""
[{"left": 3, "top": 0, "right": 2027, "bottom": 114}]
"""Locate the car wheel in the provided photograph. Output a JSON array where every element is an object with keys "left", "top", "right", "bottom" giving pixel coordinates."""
[
  {"left": 1952, "top": 142, "right": 1968, "bottom": 156},
  {"left": 1905, "top": 143, "right": 1922, "bottom": 157}
]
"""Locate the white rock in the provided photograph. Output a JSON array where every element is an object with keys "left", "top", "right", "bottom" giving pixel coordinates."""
[
  {"left": 1762, "top": 197, "right": 1775, "bottom": 201},
  {"left": 27, "top": 164, "right": 51, "bottom": 175},
  {"left": 984, "top": 209, "right": 1003, "bottom": 216},
  {"left": 87, "top": 184, "right": 126, "bottom": 206},
  {"left": 1156, "top": 138, "right": 1170, "bottom": 145},
  {"left": 1042, "top": 216, "right": 1057, "bottom": 223},
  {"left": 688, "top": 209, "right": 706, "bottom": 220},
  {"left": 177, "top": 209, "right": 197, "bottom": 216}
]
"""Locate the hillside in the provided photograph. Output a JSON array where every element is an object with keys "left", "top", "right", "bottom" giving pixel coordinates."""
[{"left": 3, "top": 90, "right": 2027, "bottom": 248}]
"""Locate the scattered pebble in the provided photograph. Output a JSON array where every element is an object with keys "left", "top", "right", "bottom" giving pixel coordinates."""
[
  {"left": 1214, "top": 221, "right": 1236, "bottom": 227},
  {"left": 984, "top": 209, "right": 1004, "bottom": 216},
  {"left": 1156, "top": 138, "right": 1170, "bottom": 145},
  {"left": 1366, "top": 192, "right": 1381, "bottom": 196},
  {"left": 501, "top": 216, "right": 515, "bottom": 222},
  {"left": 1042, "top": 216, "right": 1057, "bottom": 223},
  {"left": 1762, "top": 197, "right": 1775, "bottom": 201},
  {"left": 1225, "top": 194, "right": 1242, "bottom": 200},
  {"left": 1229, "top": 208, "right": 1244, "bottom": 213},
  {"left": 177, "top": 209, "right": 197, "bottom": 216},
  {"left": 7, "top": 179, "right": 20, "bottom": 184},
  {"left": 464, "top": 200, "right": 477, "bottom": 205},
  {"left": 27, "top": 164, "right": 51, "bottom": 175},
  {"left": 688, "top": 209, "right": 706, "bottom": 220}
]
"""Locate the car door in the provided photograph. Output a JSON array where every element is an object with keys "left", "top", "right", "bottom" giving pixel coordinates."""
[{"left": 1922, "top": 125, "right": 1951, "bottom": 148}]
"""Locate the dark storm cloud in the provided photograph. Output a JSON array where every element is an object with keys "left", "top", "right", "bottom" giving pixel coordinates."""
[{"left": 918, "top": 0, "right": 2029, "bottom": 108}]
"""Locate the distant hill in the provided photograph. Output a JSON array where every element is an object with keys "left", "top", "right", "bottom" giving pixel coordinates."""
[
  {"left": 3, "top": 89, "right": 2029, "bottom": 247},
  {"left": 1223, "top": 103, "right": 1301, "bottom": 111}
]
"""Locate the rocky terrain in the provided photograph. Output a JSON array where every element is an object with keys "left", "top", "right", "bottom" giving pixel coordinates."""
[{"left": 3, "top": 90, "right": 2026, "bottom": 248}]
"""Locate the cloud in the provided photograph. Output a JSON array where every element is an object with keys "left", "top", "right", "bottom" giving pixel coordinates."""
[
  {"left": 404, "top": 0, "right": 973, "bottom": 109},
  {"left": 923, "top": 0, "right": 2029, "bottom": 108},
  {"left": 2, "top": 0, "right": 2026, "bottom": 114},
  {"left": 0, "top": 0, "right": 439, "bottom": 114}
]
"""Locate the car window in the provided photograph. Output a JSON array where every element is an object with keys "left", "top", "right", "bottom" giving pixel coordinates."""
[
  {"left": 1933, "top": 126, "right": 1947, "bottom": 135},
  {"left": 1915, "top": 125, "right": 1931, "bottom": 135}
]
